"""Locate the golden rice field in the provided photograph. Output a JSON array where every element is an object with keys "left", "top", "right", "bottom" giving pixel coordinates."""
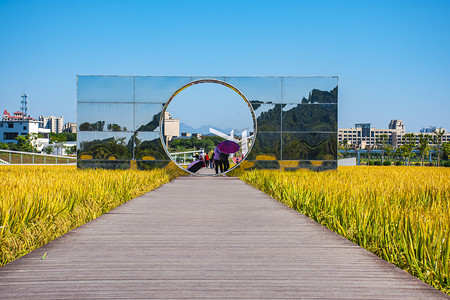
[
  {"left": 238, "top": 166, "right": 450, "bottom": 295},
  {"left": 0, "top": 164, "right": 182, "bottom": 266}
]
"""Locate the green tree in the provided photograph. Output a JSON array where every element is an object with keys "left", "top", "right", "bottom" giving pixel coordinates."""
[
  {"left": 28, "top": 133, "right": 39, "bottom": 151},
  {"left": 13, "top": 135, "right": 35, "bottom": 152},
  {"left": 65, "top": 145, "right": 77, "bottom": 155},
  {"left": 50, "top": 133, "right": 68, "bottom": 144},
  {"left": 0, "top": 142, "right": 9, "bottom": 150},
  {"left": 401, "top": 133, "right": 416, "bottom": 166},
  {"left": 417, "top": 134, "right": 431, "bottom": 166},
  {"left": 433, "top": 129, "right": 445, "bottom": 167},
  {"left": 49, "top": 133, "right": 68, "bottom": 155},
  {"left": 49, "top": 132, "right": 76, "bottom": 142},
  {"left": 365, "top": 144, "right": 372, "bottom": 165},
  {"left": 442, "top": 142, "right": 450, "bottom": 161},
  {"left": 79, "top": 121, "right": 105, "bottom": 131},
  {"left": 107, "top": 123, "right": 122, "bottom": 132},
  {"left": 376, "top": 134, "right": 391, "bottom": 163},
  {"left": 341, "top": 139, "right": 349, "bottom": 157},
  {"left": 43, "top": 145, "right": 53, "bottom": 154}
]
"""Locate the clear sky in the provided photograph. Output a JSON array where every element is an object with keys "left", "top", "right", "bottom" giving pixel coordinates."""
[
  {"left": 0, "top": 0, "right": 449, "bottom": 132},
  {"left": 167, "top": 83, "right": 254, "bottom": 131}
]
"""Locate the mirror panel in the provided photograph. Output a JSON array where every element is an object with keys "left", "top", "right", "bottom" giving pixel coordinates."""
[
  {"left": 246, "top": 132, "right": 281, "bottom": 161},
  {"left": 225, "top": 77, "right": 282, "bottom": 104},
  {"left": 77, "top": 131, "right": 134, "bottom": 160},
  {"left": 78, "top": 76, "right": 134, "bottom": 102},
  {"left": 78, "top": 103, "right": 134, "bottom": 132},
  {"left": 251, "top": 102, "right": 281, "bottom": 132},
  {"left": 135, "top": 77, "right": 192, "bottom": 103},
  {"left": 135, "top": 103, "right": 165, "bottom": 132},
  {"left": 133, "top": 131, "right": 167, "bottom": 160},
  {"left": 282, "top": 132, "right": 337, "bottom": 160},
  {"left": 282, "top": 104, "right": 337, "bottom": 132},
  {"left": 282, "top": 77, "right": 338, "bottom": 104},
  {"left": 280, "top": 160, "right": 337, "bottom": 172},
  {"left": 77, "top": 76, "right": 338, "bottom": 172}
]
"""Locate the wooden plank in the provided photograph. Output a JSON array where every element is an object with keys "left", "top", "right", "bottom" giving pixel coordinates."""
[{"left": 0, "top": 176, "right": 448, "bottom": 299}]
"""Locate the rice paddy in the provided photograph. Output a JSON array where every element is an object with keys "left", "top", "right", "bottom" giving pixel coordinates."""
[
  {"left": 2, "top": 164, "right": 449, "bottom": 294},
  {"left": 238, "top": 166, "right": 450, "bottom": 294},
  {"left": 0, "top": 164, "right": 182, "bottom": 266}
]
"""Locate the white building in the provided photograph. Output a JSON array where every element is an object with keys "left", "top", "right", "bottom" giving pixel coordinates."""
[
  {"left": 163, "top": 111, "right": 180, "bottom": 146},
  {"left": 38, "top": 115, "right": 64, "bottom": 133},
  {"left": 1, "top": 109, "right": 49, "bottom": 150},
  {"left": 339, "top": 120, "right": 449, "bottom": 148},
  {"left": 62, "top": 122, "right": 77, "bottom": 133}
]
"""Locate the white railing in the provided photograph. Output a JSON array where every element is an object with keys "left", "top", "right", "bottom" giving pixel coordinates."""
[
  {"left": 0, "top": 149, "right": 77, "bottom": 165},
  {"left": 169, "top": 150, "right": 203, "bottom": 165}
]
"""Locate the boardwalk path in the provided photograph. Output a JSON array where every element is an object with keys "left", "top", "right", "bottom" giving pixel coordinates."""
[{"left": 0, "top": 176, "right": 448, "bottom": 299}]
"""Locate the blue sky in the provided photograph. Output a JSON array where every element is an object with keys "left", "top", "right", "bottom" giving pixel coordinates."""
[
  {"left": 0, "top": 0, "right": 449, "bottom": 132},
  {"left": 167, "top": 82, "right": 254, "bottom": 131}
]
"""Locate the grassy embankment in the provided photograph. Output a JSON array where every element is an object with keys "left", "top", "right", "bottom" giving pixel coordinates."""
[
  {"left": 0, "top": 164, "right": 183, "bottom": 266},
  {"left": 238, "top": 167, "right": 450, "bottom": 295}
]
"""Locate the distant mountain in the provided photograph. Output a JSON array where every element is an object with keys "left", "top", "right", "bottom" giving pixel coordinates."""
[
  {"left": 180, "top": 123, "right": 196, "bottom": 133},
  {"left": 180, "top": 122, "right": 238, "bottom": 135}
]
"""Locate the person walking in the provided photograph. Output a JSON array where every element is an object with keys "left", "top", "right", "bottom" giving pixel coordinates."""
[
  {"left": 220, "top": 151, "right": 230, "bottom": 172},
  {"left": 204, "top": 154, "right": 210, "bottom": 169},
  {"left": 213, "top": 146, "right": 223, "bottom": 174},
  {"left": 209, "top": 151, "right": 214, "bottom": 169}
]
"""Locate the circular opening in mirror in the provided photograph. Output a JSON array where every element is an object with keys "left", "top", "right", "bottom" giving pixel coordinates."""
[{"left": 161, "top": 79, "right": 256, "bottom": 176}]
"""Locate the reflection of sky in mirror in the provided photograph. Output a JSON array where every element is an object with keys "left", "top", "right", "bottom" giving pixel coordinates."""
[
  {"left": 78, "top": 103, "right": 134, "bottom": 131},
  {"left": 165, "top": 83, "right": 254, "bottom": 133},
  {"left": 226, "top": 77, "right": 281, "bottom": 103},
  {"left": 78, "top": 76, "right": 134, "bottom": 102},
  {"left": 254, "top": 104, "right": 274, "bottom": 115},
  {"left": 282, "top": 77, "right": 338, "bottom": 103},
  {"left": 282, "top": 104, "right": 296, "bottom": 111},
  {"left": 135, "top": 77, "right": 192, "bottom": 102},
  {"left": 135, "top": 103, "right": 164, "bottom": 131}
]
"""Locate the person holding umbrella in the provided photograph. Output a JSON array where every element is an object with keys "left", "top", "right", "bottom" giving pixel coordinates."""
[
  {"left": 220, "top": 151, "right": 230, "bottom": 171},
  {"left": 216, "top": 140, "right": 240, "bottom": 173},
  {"left": 213, "top": 146, "right": 223, "bottom": 174}
]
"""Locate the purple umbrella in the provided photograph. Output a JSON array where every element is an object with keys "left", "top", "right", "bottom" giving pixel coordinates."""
[
  {"left": 187, "top": 160, "right": 204, "bottom": 173},
  {"left": 217, "top": 140, "right": 240, "bottom": 154}
]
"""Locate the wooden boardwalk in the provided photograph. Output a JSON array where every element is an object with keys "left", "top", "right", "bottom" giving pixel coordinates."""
[{"left": 0, "top": 176, "right": 448, "bottom": 299}]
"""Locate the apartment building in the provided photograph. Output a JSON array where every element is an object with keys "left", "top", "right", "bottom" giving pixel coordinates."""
[
  {"left": 38, "top": 115, "right": 64, "bottom": 133},
  {"left": 62, "top": 122, "right": 77, "bottom": 133}
]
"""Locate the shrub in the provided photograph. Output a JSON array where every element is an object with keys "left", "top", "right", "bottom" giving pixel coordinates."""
[
  {"left": 443, "top": 161, "right": 450, "bottom": 167},
  {"left": 383, "top": 161, "right": 392, "bottom": 166},
  {"left": 395, "top": 161, "right": 403, "bottom": 166},
  {"left": 373, "top": 160, "right": 382, "bottom": 166}
]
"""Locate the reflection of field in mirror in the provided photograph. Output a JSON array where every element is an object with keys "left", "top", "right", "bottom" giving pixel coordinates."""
[{"left": 162, "top": 82, "right": 255, "bottom": 175}]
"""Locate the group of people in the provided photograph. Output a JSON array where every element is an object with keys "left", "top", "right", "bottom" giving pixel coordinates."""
[{"left": 194, "top": 146, "right": 230, "bottom": 174}]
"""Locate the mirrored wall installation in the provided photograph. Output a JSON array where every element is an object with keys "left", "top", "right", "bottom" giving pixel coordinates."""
[{"left": 77, "top": 76, "right": 338, "bottom": 173}]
